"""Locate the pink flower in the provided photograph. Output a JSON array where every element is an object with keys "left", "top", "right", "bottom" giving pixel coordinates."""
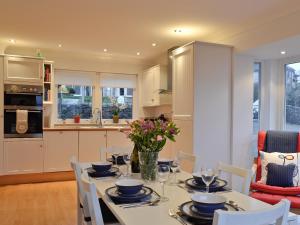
[{"left": 157, "top": 135, "right": 163, "bottom": 141}]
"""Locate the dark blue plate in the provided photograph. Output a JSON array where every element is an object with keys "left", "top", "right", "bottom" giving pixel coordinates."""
[
  {"left": 106, "top": 186, "right": 153, "bottom": 204},
  {"left": 185, "top": 178, "right": 227, "bottom": 192},
  {"left": 179, "top": 201, "right": 238, "bottom": 221},
  {"left": 87, "top": 167, "right": 119, "bottom": 178}
]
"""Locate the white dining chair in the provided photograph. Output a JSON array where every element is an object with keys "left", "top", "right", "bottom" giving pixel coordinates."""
[
  {"left": 81, "top": 175, "right": 120, "bottom": 225},
  {"left": 212, "top": 199, "right": 290, "bottom": 225},
  {"left": 217, "top": 162, "right": 252, "bottom": 195},
  {"left": 177, "top": 151, "right": 196, "bottom": 173},
  {"left": 70, "top": 156, "right": 92, "bottom": 225}
]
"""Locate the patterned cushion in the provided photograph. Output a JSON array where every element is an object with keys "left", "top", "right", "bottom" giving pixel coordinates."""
[
  {"left": 266, "top": 163, "right": 296, "bottom": 187},
  {"left": 259, "top": 151, "right": 300, "bottom": 186}
]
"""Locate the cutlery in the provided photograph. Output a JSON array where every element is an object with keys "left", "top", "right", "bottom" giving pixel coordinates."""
[
  {"left": 169, "top": 209, "right": 187, "bottom": 225},
  {"left": 177, "top": 184, "right": 195, "bottom": 193},
  {"left": 228, "top": 200, "right": 245, "bottom": 211},
  {"left": 121, "top": 198, "right": 160, "bottom": 208}
]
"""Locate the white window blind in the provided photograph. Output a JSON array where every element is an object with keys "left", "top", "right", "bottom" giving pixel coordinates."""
[
  {"left": 55, "top": 69, "right": 96, "bottom": 86},
  {"left": 100, "top": 73, "right": 137, "bottom": 88}
]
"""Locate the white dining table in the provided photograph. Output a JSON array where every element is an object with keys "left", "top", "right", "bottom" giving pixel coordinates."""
[{"left": 80, "top": 163, "right": 298, "bottom": 225}]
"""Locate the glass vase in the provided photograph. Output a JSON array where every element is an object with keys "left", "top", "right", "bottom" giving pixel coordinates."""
[{"left": 139, "top": 151, "right": 159, "bottom": 182}]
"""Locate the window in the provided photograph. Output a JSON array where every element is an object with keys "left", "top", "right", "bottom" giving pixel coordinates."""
[
  {"left": 253, "top": 62, "right": 261, "bottom": 134},
  {"left": 57, "top": 85, "right": 93, "bottom": 119},
  {"left": 285, "top": 62, "right": 300, "bottom": 131},
  {"left": 102, "top": 87, "right": 133, "bottom": 119}
]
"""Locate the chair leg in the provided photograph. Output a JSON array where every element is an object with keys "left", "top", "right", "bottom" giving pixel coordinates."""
[{"left": 77, "top": 196, "right": 83, "bottom": 225}]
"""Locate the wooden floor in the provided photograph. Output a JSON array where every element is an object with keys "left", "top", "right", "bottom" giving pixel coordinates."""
[{"left": 0, "top": 181, "right": 77, "bottom": 225}]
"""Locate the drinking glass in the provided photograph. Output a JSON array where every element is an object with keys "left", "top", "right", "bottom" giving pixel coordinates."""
[
  {"left": 170, "top": 159, "right": 180, "bottom": 185},
  {"left": 112, "top": 153, "right": 120, "bottom": 169},
  {"left": 157, "top": 164, "right": 170, "bottom": 202},
  {"left": 200, "top": 168, "right": 216, "bottom": 193},
  {"left": 123, "top": 153, "right": 132, "bottom": 177}
]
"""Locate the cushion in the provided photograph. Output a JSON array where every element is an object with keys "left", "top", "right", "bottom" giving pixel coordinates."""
[
  {"left": 264, "top": 131, "right": 299, "bottom": 153},
  {"left": 266, "top": 163, "right": 295, "bottom": 187},
  {"left": 250, "top": 191, "right": 300, "bottom": 208},
  {"left": 259, "top": 151, "right": 300, "bottom": 186},
  {"left": 251, "top": 182, "right": 300, "bottom": 195}
]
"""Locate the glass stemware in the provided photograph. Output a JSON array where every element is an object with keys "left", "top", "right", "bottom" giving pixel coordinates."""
[
  {"left": 170, "top": 159, "right": 180, "bottom": 185},
  {"left": 200, "top": 168, "right": 216, "bottom": 193},
  {"left": 112, "top": 153, "right": 120, "bottom": 169},
  {"left": 123, "top": 153, "right": 132, "bottom": 177},
  {"left": 157, "top": 164, "right": 170, "bottom": 202}
]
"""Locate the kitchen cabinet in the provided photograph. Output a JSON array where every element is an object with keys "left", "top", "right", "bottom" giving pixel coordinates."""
[
  {"left": 44, "top": 131, "right": 78, "bottom": 172},
  {"left": 172, "top": 42, "right": 232, "bottom": 168},
  {"left": 4, "top": 56, "right": 43, "bottom": 84},
  {"left": 141, "top": 65, "right": 171, "bottom": 107},
  {"left": 3, "top": 139, "right": 43, "bottom": 174},
  {"left": 79, "top": 131, "right": 106, "bottom": 162},
  {"left": 0, "top": 140, "right": 3, "bottom": 175},
  {"left": 106, "top": 130, "right": 133, "bottom": 159}
]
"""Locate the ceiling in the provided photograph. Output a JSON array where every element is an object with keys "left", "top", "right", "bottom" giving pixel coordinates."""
[{"left": 1, "top": 0, "right": 300, "bottom": 62}]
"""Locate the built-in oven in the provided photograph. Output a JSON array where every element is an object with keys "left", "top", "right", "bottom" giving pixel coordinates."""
[{"left": 4, "top": 84, "right": 43, "bottom": 138}]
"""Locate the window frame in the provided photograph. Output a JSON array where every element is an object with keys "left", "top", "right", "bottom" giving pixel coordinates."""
[{"left": 253, "top": 62, "right": 262, "bottom": 134}]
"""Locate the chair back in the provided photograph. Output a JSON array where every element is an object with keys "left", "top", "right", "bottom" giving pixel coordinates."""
[
  {"left": 177, "top": 151, "right": 196, "bottom": 173},
  {"left": 70, "top": 157, "right": 91, "bottom": 224},
  {"left": 256, "top": 130, "right": 300, "bottom": 181},
  {"left": 218, "top": 162, "right": 252, "bottom": 195},
  {"left": 212, "top": 199, "right": 290, "bottom": 225},
  {"left": 81, "top": 175, "right": 105, "bottom": 225}
]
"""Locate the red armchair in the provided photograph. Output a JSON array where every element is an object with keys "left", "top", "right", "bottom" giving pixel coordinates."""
[{"left": 250, "top": 130, "right": 300, "bottom": 208}]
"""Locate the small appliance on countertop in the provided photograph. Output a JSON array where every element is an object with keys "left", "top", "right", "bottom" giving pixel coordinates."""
[{"left": 4, "top": 84, "right": 43, "bottom": 138}]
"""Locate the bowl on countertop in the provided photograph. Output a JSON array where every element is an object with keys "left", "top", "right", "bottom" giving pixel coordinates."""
[
  {"left": 191, "top": 193, "right": 226, "bottom": 213},
  {"left": 91, "top": 162, "right": 112, "bottom": 172},
  {"left": 157, "top": 158, "right": 173, "bottom": 166},
  {"left": 192, "top": 172, "right": 217, "bottom": 185},
  {"left": 115, "top": 179, "right": 144, "bottom": 195}
]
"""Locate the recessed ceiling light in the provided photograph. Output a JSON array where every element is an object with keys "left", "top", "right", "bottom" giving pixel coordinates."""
[
  {"left": 152, "top": 43, "right": 157, "bottom": 47},
  {"left": 9, "top": 39, "right": 16, "bottom": 44},
  {"left": 136, "top": 52, "right": 141, "bottom": 56},
  {"left": 281, "top": 51, "right": 286, "bottom": 55},
  {"left": 58, "top": 44, "right": 62, "bottom": 48},
  {"left": 174, "top": 29, "right": 182, "bottom": 33},
  {"left": 103, "top": 48, "right": 108, "bottom": 52}
]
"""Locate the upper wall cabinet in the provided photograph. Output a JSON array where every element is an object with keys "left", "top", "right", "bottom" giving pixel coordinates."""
[
  {"left": 4, "top": 56, "right": 43, "bottom": 84},
  {"left": 141, "top": 65, "right": 171, "bottom": 107}
]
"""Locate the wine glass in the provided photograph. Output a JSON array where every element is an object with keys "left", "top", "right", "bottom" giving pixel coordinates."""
[
  {"left": 200, "top": 168, "right": 216, "bottom": 193},
  {"left": 170, "top": 159, "right": 180, "bottom": 185},
  {"left": 157, "top": 164, "right": 170, "bottom": 202},
  {"left": 123, "top": 153, "right": 132, "bottom": 177},
  {"left": 112, "top": 153, "right": 120, "bottom": 169}
]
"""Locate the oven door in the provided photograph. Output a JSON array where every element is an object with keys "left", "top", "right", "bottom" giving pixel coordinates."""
[
  {"left": 4, "top": 92, "right": 43, "bottom": 108},
  {"left": 4, "top": 109, "right": 43, "bottom": 138}
]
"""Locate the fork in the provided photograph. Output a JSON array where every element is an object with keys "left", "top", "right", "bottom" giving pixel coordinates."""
[{"left": 169, "top": 209, "right": 187, "bottom": 225}]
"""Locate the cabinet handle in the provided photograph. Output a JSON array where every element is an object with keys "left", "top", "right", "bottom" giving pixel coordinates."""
[{"left": 40, "top": 145, "right": 43, "bottom": 148}]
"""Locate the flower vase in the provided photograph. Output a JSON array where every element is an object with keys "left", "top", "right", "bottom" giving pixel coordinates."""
[{"left": 138, "top": 151, "right": 158, "bottom": 182}]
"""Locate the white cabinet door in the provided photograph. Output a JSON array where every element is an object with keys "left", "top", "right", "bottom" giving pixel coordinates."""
[
  {"left": 4, "top": 140, "right": 43, "bottom": 174},
  {"left": 142, "top": 69, "right": 154, "bottom": 106},
  {"left": 105, "top": 131, "right": 133, "bottom": 158},
  {"left": 44, "top": 131, "right": 78, "bottom": 172},
  {"left": 172, "top": 45, "right": 194, "bottom": 120},
  {"left": 4, "top": 56, "right": 43, "bottom": 84},
  {"left": 79, "top": 131, "right": 106, "bottom": 162}
]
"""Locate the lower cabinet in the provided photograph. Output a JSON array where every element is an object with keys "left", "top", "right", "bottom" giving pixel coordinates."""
[
  {"left": 3, "top": 139, "right": 43, "bottom": 174},
  {"left": 106, "top": 131, "right": 133, "bottom": 148},
  {"left": 44, "top": 131, "right": 78, "bottom": 172},
  {"left": 79, "top": 131, "right": 106, "bottom": 162}
]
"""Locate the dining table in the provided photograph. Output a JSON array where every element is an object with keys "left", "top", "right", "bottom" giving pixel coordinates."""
[{"left": 80, "top": 163, "right": 299, "bottom": 225}]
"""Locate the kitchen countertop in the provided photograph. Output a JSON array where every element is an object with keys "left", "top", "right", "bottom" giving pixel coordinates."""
[{"left": 43, "top": 126, "right": 130, "bottom": 131}]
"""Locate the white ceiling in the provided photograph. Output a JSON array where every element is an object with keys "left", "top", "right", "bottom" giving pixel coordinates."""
[{"left": 1, "top": 0, "right": 300, "bottom": 62}]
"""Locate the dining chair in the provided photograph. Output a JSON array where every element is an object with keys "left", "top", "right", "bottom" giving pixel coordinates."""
[
  {"left": 212, "top": 199, "right": 290, "bottom": 225},
  {"left": 217, "top": 162, "right": 252, "bottom": 195},
  {"left": 70, "top": 156, "right": 92, "bottom": 225},
  {"left": 177, "top": 151, "right": 196, "bottom": 173},
  {"left": 81, "top": 175, "right": 120, "bottom": 225}
]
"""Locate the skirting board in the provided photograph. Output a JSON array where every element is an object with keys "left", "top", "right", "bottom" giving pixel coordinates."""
[{"left": 0, "top": 171, "right": 75, "bottom": 186}]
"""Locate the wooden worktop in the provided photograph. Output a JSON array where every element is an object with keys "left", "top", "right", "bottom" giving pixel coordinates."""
[{"left": 43, "top": 126, "right": 130, "bottom": 132}]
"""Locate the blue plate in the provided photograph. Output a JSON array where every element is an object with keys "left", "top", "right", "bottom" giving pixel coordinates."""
[
  {"left": 179, "top": 201, "right": 238, "bottom": 221},
  {"left": 106, "top": 186, "right": 153, "bottom": 204},
  {"left": 185, "top": 178, "right": 227, "bottom": 192},
  {"left": 87, "top": 167, "right": 119, "bottom": 178}
]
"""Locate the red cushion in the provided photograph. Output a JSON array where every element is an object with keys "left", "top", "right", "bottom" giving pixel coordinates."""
[
  {"left": 251, "top": 182, "right": 300, "bottom": 195},
  {"left": 250, "top": 191, "right": 300, "bottom": 208}
]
